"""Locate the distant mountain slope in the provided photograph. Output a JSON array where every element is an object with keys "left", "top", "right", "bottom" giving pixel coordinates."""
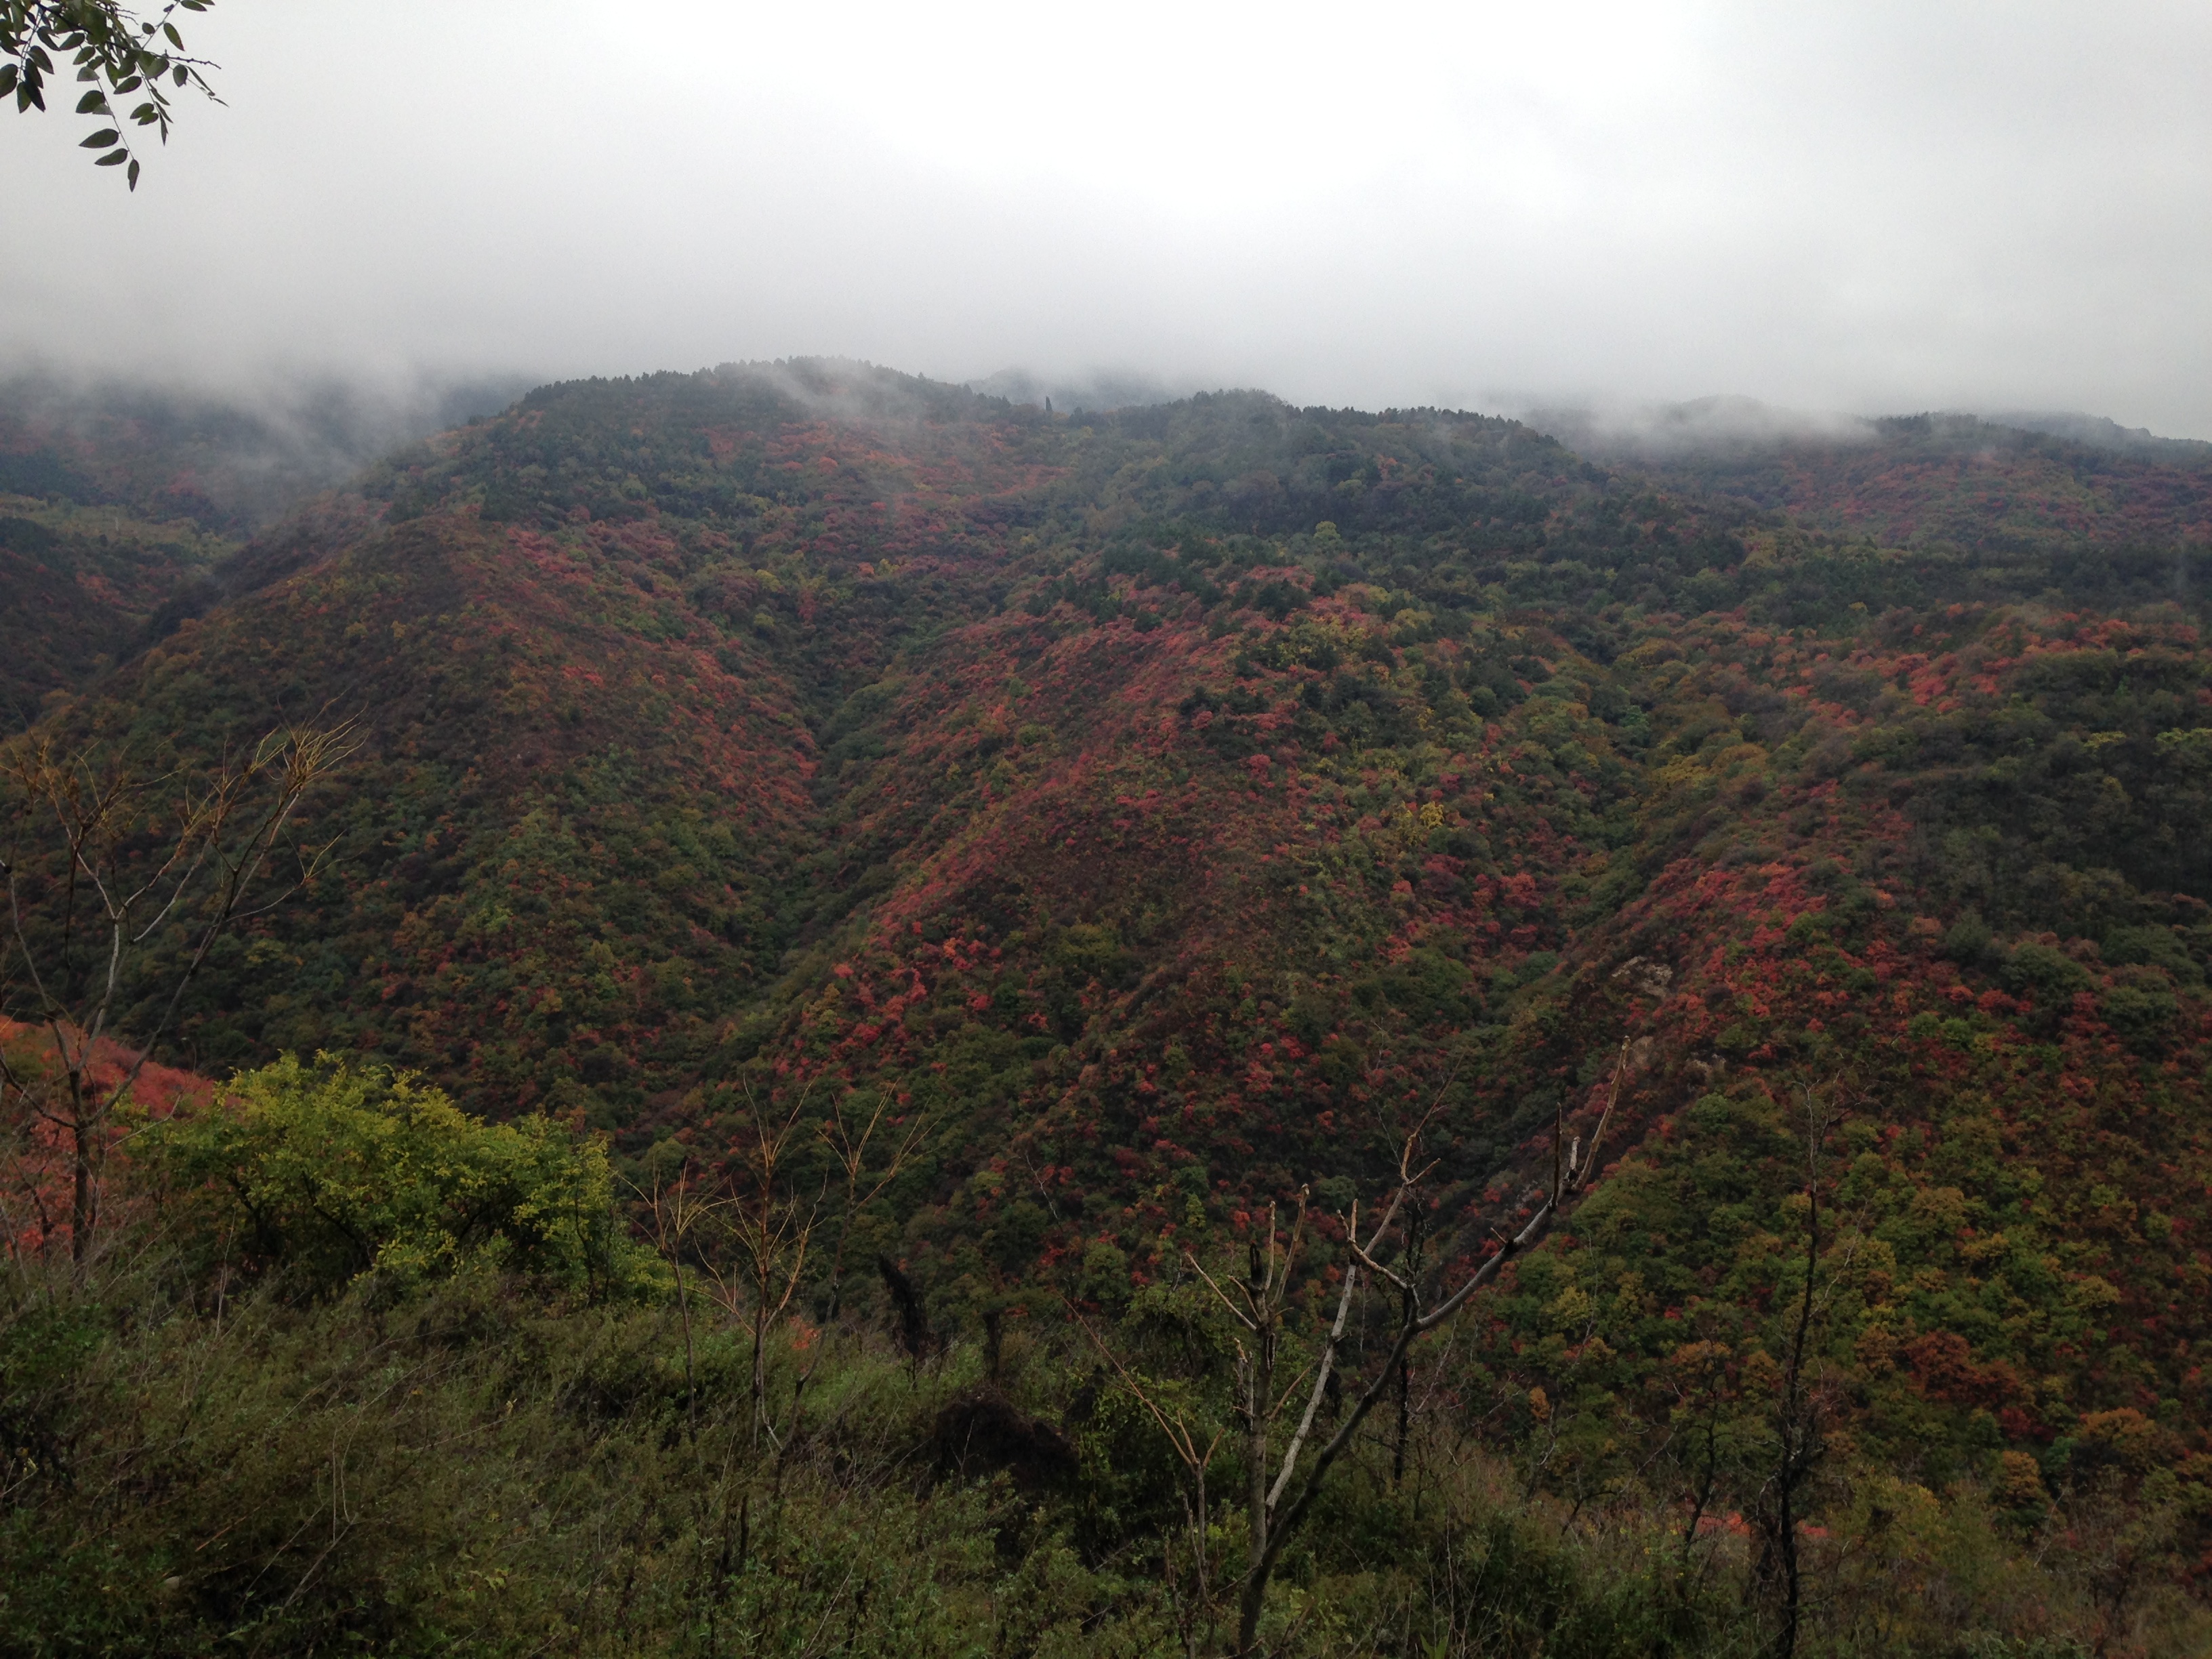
[
  {"left": 53, "top": 365, "right": 1627, "bottom": 1111},
  {"left": 16, "top": 361, "right": 2212, "bottom": 1536},
  {"left": 1700, "top": 413, "right": 2211, "bottom": 552},
  {"left": 1986, "top": 409, "right": 2212, "bottom": 462},
  {"left": 0, "top": 496, "right": 232, "bottom": 725},
  {"left": 0, "top": 374, "right": 531, "bottom": 720},
  {"left": 0, "top": 372, "right": 531, "bottom": 535},
  {"left": 1538, "top": 400, "right": 2212, "bottom": 556}
]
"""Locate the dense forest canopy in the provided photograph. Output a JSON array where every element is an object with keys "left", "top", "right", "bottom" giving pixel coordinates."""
[{"left": 3, "top": 361, "right": 2210, "bottom": 1655}]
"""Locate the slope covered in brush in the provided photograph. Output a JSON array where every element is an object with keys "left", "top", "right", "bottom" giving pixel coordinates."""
[
  {"left": 1608, "top": 410, "right": 2212, "bottom": 560},
  {"left": 0, "top": 496, "right": 233, "bottom": 722},
  {"left": 0, "top": 376, "right": 536, "bottom": 718},
  {"left": 49, "top": 365, "right": 1648, "bottom": 1109},
  {"left": 18, "top": 365, "right": 2212, "bottom": 1570},
  {"left": 0, "top": 374, "right": 532, "bottom": 537}
]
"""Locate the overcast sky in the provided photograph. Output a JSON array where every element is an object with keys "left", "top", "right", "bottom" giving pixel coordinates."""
[{"left": 5, "top": 0, "right": 2210, "bottom": 434}]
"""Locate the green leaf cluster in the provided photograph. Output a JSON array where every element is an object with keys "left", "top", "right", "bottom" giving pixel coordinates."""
[
  {"left": 2, "top": 0, "right": 218, "bottom": 189},
  {"left": 143, "top": 1053, "right": 663, "bottom": 1299}
]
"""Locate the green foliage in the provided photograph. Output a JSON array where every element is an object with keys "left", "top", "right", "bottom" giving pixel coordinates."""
[
  {"left": 2, "top": 0, "right": 220, "bottom": 190},
  {"left": 0, "top": 495, "right": 228, "bottom": 716},
  {"left": 0, "top": 1265, "right": 1121, "bottom": 1656},
  {"left": 9, "top": 362, "right": 2212, "bottom": 1649},
  {"left": 144, "top": 1054, "right": 661, "bottom": 1298},
  {"left": 9, "top": 1226, "right": 2190, "bottom": 1658}
]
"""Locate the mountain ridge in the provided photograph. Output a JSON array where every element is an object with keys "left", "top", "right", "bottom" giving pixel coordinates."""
[{"left": 6, "top": 357, "right": 2212, "bottom": 1647}]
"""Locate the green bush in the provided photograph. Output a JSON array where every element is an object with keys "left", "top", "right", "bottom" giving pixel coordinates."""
[{"left": 143, "top": 1053, "right": 663, "bottom": 1300}]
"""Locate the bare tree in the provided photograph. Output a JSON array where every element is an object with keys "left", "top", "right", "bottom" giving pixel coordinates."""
[
  {"left": 793, "top": 1088, "right": 922, "bottom": 1420},
  {"left": 1751, "top": 1088, "right": 1836, "bottom": 1659},
  {"left": 811, "top": 1086, "right": 925, "bottom": 1324},
  {"left": 1185, "top": 1042, "right": 1631, "bottom": 1656},
  {"left": 1069, "top": 1302, "right": 1227, "bottom": 1659},
  {"left": 637, "top": 1168, "right": 716, "bottom": 1439},
  {"left": 703, "top": 1086, "right": 817, "bottom": 1452},
  {"left": 1650, "top": 1336, "right": 1744, "bottom": 1643},
  {"left": 665, "top": 1083, "right": 923, "bottom": 1451},
  {"left": 0, "top": 723, "right": 351, "bottom": 1261}
]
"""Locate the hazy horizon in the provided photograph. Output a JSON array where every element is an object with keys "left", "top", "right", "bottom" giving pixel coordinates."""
[{"left": 8, "top": 1, "right": 2211, "bottom": 438}]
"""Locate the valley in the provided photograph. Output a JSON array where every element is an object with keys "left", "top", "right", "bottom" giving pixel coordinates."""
[{"left": 3, "top": 361, "right": 2209, "bottom": 1655}]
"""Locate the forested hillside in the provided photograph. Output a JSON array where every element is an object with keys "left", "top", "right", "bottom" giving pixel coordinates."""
[
  {"left": 1577, "top": 406, "right": 2212, "bottom": 557},
  {"left": 5, "top": 362, "right": 2210, "bottom": 1656},
  {"left": 0, "top": 374, "right": 525, "bottom": 721}
]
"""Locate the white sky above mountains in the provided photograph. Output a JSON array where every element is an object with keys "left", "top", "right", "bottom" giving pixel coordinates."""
[{"left": 5, "top": 0, "right": 2210, "bottom": 435}]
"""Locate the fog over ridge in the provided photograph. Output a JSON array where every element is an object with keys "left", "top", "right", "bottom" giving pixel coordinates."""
[
  {"left": 3, "top": 1, "right": 2208, "bottom": 438},
  {"left": 10, "top": 356, "right": 2211, "bottom": 548}
]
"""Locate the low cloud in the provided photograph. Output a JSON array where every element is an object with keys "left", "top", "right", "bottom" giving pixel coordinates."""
[
  {"left": 5, "top": 2, "right": 2210, "bottom": 437},
  {"left": 1522, "top": 396, "right": 1877, "bottom": 460}
]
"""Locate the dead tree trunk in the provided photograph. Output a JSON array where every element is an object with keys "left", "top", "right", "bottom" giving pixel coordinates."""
[
  {"left": 1189, "top": 1043, "right": 1630, "bottom": 1657},
  {"left": 1753, "top": 1104, "right": 1828, "bottom": 1659},
  {"left": 1, "top": 724, "right": 350, "bottom": 1263}
]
